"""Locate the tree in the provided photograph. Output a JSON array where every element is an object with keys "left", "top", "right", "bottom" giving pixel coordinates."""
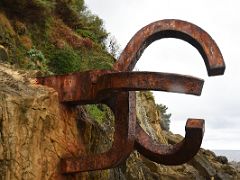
[
  {"left": 156, "top": 104, "right": 171, "bottom": 131},
  {"left": 107, "top": 35, "right": 121, "bottom": 59}
]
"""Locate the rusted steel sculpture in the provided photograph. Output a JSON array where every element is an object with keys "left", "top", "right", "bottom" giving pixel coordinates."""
[{"left": 37, "top": 19, "right": 225, "bottom": 174}]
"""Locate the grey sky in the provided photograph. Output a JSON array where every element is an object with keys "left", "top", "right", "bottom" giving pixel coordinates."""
[{"left": 85, "top": 0, "right": 240, "bottom": 150}]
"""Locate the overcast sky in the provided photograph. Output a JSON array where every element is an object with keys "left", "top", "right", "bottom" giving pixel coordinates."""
[{"left": 85, "top": 0, "right": 240, "bottom": 150}]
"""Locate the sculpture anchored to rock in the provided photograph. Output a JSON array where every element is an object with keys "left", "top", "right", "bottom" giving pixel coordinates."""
[{"left": 37, "top": 19, "right": 225, "bottom": 174}]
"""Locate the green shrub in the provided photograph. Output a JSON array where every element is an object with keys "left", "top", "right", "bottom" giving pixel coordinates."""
[
  {"left": 27, "top": 47, "right": 46, "bottom": 62},
  {"left": 48, "top": 48, "right": 82, "bottom": 74},
  {"left": 1, "top": 0, "right": 115, "bottom": 74},
  {"left": 25, "top": 47, "right": 49, "bottom": 71},
  {"left": 157, "top": 104, "right": 171, "bottom": 131},
  {"left": 77, "top": 9, "right": 108, "bottom": 45},
  {"left": 145, "top": 91, "right": 155, "bottom": 101},
  {"left": 87, "top": 52, "right": 114, "bottom": 70},
  {"left": 55, "top": 0, "right": 84, "bottom": 28},
  {"left": 76, "top": 29, "right": 98, "bottom": 42},
  {"left": 71, "top": 0, "right": 85, "bottom": 12},
  {"left": 85, "top": 104, "right": 106, "bottom": 124},
  {"left": 2, "top": 0, "right": 54, "bottom": 20}
]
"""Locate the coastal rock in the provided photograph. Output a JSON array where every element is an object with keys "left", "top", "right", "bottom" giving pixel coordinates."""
[
  {"left": 216, "top": 155, "right": 228, "bottom": 164},
  {"left": 0, "top": 64, "right": 88, "bottom": 179}
]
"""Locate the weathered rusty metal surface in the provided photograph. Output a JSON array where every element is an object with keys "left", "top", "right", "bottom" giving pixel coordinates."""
[
  {"left": 112, "top": 19, "right": 225, "bottom": 166},
  {"left": 61, "top": 92, "right": 136, "bottom": 173},
  {"left": 37, "top": 71, "right": 204, "bottom": 104},
  {"left": 135, "top": 119, "right": 204, "bottom": 165},
  {"left": 36, "top": 19, "right": 225, "bottom": 173},
  {"left": 114, "top": 19, "right": 225, "bottom": 76},
  {"left": 96, "top": 72, "right": 204, "bottom": 96}
]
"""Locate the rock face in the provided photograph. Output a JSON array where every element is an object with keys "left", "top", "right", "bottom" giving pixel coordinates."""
[
  {"left": 0, "top": 64, "right": 239, "bottom": 179},
  {"left": 0, "top": 64, "right": 87, "bottom": 179},
  {"left": 0, "top": 45, "right": 8, "bottom": 62}
]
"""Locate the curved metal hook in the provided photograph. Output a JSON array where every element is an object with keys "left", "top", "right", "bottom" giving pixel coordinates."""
[
  {"left": 113, "top": 19, "right": 225, "bottom": 165},
  {"left": 114, "top": 19, "right": 225, "bottom": 76},
  {"left": 61, "top": 92, "right": 136, "bottom": 173},
  {"left": 135, "top": 119, "right": 204, "bottom": 165}
]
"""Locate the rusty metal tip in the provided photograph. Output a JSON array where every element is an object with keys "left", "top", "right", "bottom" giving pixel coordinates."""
[
  {"left": 186, "top": 119, "right": 205, "bottom": 129},
  {"left": 208, "top": 65, "right": 226, "bottom": 76},
  {"left": 135, "top": 120, "right": 204, "bottom": 166},
  {"left": 193, "top": 79, "right": 204, "bottom": 96}
]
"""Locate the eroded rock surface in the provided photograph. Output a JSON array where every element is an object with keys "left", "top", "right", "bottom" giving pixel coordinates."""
[
  {"left": 0, "top": 64, "right": 87, "bottom": 179},
  {"left": 0, "top": 45, "right": 8, "bottom": 62}
]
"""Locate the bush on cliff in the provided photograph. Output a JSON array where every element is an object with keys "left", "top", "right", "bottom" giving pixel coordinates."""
[{"left": 48, "top": 48, "right": 81, "bottom": 74}]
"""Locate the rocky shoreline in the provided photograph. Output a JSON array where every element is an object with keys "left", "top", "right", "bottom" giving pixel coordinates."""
[{"left": 230, "top": 161, "right": 240, "bottom": 171}]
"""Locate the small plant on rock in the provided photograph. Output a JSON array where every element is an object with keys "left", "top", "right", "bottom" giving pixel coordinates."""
[
  {"left": 48, "top": 48, "right": 81, "bottom": 74},
  {"left": 26, "top": 47, "right": 48, "bottom": 71}
]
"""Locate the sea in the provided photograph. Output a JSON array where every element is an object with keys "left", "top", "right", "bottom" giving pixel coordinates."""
[{"left": 212, "top": 150, "right": 240, "bottom": 162}]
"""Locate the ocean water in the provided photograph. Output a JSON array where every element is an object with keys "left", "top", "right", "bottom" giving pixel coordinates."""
[{"left": 212, "top": 150, "right": 240, "bottom": 162}]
